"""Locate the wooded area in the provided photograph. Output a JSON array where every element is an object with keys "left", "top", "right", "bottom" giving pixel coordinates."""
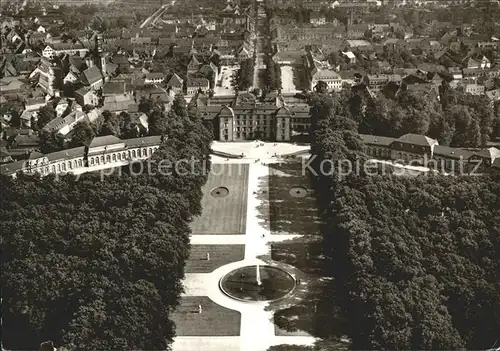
[
  {"left": 1, "top": 94, "right": 212, "bottom": 349},
  {"left": 308, "top": 91, "right": 500, "bottom": 350}
]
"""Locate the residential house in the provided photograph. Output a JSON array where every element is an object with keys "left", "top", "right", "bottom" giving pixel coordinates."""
[
  {"left": 338, "top": 70, "right": 364, "bottom": 87},
  {"left": 186, "top": 55, "right": 201, "bottom": 74},
  {"left": 272, "top": 51, "right": 304, "bottom": 65},
  {"left": 464, "top": 83, "right": 485, "bottom": 95},
  {"left": 186, "top": 77, "right": 210, "bottom": 96},
  {"left": 166, "top": 73, "right": 184, "bottom": 94},
  {"left": 346, "top": 24, "right": 369, "bottom": 39},
  {"left": 236, "top": 46, "right": 251, "bottom": 61},
  {"left": 136, "top": 85, "right": 172, "bottom": 107},
  {"left": 310, "top": 12, "right": 326, "bottom": 26},
  {"left": 6, "top": 29, "right": 22, "bottom": 43},
  {"left": 80, "top": 66, "right": 105, "bottom": 90},
  {"left": 42, "top": 110, "right": 88, "bottom": 135},
  {"left": 102, "top": 80, "right": 127, "bottom": 97},
  {"left": 0, "top": 76, "right": 25, "bottom": 96},
  {"left": 55, "top": 99, "right": 70, "bottom": 117},
  {"left": 102, "top": 93, "right": 135, "bottom": 114},
  {"left": 466, "top": 57, "right": 480, "bottom": 69},
  {"left": 365, "top": 74, "right": 402, "bottom": 94},
  {"left": 19, "top": 110, "right": 35, "bottom": 128},
  {"left": 310, "top": 69, "right": 342, "bottom": 92},
  {"left": 343, "top": 51, "right": 357, "bottom": 64},
  {"left": 462, "top": 68, "right": 481, "bottom": 81},
  {"left": 480, "top": 55, "right": 491, "bottom": 69},
  {"left": 75, "top": 87, "right": 99, "bottom": 107},
  {"left": 144, "top": 72, "right": 165, "bottom": 84},
  {"left": 30, "top": 57, "right": 63, "bottom": 96},
  {"left": 63, "top": 71, "right": 78, "bottom": 84},
  {"left": 486, "top": 89, "right": 500, "bottom": 104},
  {"left": 18, "top": 99, "right": 44, "bottom": 128},
  {"left": 448, "top": 67, "right": 463, "bottom": 80},
  {"left": 478, "top": 40, "right": 500, "bottom": 49},
  {"left": 36, "top": 25, "right": 46, "bottom": 33},
  {"left": 42, "top": 43, "right": 89, "bottom": 60},
  {"left": 7, "top": 131, "right": 40, "bottom": 157},
  {"left": 345, "top": 40, "right": 373, "bottom": 53},
  {"left": 0, "top": 147, "right": 14, "bottom": 164}
]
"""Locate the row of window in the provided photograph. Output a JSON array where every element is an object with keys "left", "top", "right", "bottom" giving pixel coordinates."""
[{"left": 27, "top": 147, "right": 159, "bottom": 175}]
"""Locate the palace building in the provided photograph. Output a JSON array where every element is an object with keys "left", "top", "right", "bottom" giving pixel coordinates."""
[{"left": 196, "top": 92, "right": 311, "bottom": 141}]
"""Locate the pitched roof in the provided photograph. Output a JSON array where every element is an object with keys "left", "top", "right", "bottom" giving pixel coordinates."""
[
  {"left": 89, "top": 135, "right": 123, "bottom": 149},
  {"left": 124, "top": 135, "right": 161, "bottom": 148},
  {"left": 396, "top": 133, "right": 438, "bottom": 147},
  {"left": 12, "top": 134, "right": 40, "bottom": 147},
  {"left": 102, "top": 81, "right": 127, "bottom": 96},
  {"left": 167, "top": 73, "right": 184, "bottom": 88},
  {"left": 102, "top": 94, "right": 135, "bottom": 112},
  {"left": 473, "top": 147, "right": 500, "bottom": 162},
  {"left": 145, "top": 72, "right": 165, "bottom": 80},
  {"left": 433, "top": 146, "right": 475, "bottom": 160},
  {"left": 359, "top": 134, "right": 396, "bottom": 147},
  {"left": 81, "top": 66, "right": 103, "bottom": 86},
  {"left": 187, "top": 55, "right": 201, "bottom": 68},
  {"left": 27, "top": 151, "right": 44, "bottom": 160}
]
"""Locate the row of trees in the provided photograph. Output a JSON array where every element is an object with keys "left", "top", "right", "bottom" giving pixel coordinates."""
[
  {"left": 1, "top": 94, "right": 213, "bottom": 349},
  {"left": 265, "top": 57, "right": 282, "bottom": 91},
  {"left": 308, "top": 91, "right": 500, "bottom": 350},
  {"left": 236, "top": 58, "right": 255, "bottom": 91}
]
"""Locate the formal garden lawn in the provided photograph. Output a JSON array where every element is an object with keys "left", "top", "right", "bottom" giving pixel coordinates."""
[
  {"left": 257, "top": 161, "right": 322, "bottom": 236},
  {"left": 171, "top": 296, "right": 241, "bottom": 336},
  {"left": 185, "top": 245, "right": 245, "bottom": 273},
  {"left": 190, "top": 163, "right": 249, "bottom": 234},
  {"left": 268, "top": 242, "right": 345, "bottom": 341}
]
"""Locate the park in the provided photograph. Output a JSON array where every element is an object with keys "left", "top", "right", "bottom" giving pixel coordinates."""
[{"left": 170, "top": 141, "right": 344, "bottom": 351}]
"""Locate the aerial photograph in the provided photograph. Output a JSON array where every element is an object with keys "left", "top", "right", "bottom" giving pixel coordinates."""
[{"left": 0, "top": 0, "right": 499, "bottom": 350}]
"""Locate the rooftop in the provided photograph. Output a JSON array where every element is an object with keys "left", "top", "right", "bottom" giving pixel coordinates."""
[
  {"left": 89, "top": 135, "right": 123, "bottom": 149},
  {"left": 396, "top": 133, "right": 438, "bottom": 147}
]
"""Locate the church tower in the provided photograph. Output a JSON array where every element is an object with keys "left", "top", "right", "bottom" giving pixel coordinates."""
[{"left": 94, "top": 33, "right": 106, "bottom": 78}]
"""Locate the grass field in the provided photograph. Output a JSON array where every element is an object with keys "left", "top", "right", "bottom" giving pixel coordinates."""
[
  {"left": 269, "top": 242, "right": 345, "bottom": 340},
  {"left": 265, "top": 161, "right": 322, "bottom": 236},
  {"left": 171, "top": 296, "right": 241, "bottom": 336},
  {"left": 190, "top": 164, "right": 249, "bottom": 234},
  {"left": 185, "top": 245, "right": 245, "bottom": 273}
]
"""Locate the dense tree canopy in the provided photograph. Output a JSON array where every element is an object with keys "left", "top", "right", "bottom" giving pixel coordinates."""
[
  {"left": 236, "top": 58, "right": 255, "bottom": 91},
  {"left": 265, "top": 56, "right": 282, "bottom": 92},
  {"left": 309, "top": 92, "right": 500, "bottom": 350},
  {"left": 323, "top": 174, "right": 500, "bottom": 350},
  {"left": 1, "top": 95, "right": 212, "bottom": 349},
  {"left": 354, "top": 83, "right": 495, "bottom": 147}
]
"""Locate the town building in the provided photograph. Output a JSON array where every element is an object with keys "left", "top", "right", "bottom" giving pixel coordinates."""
[
  {"left": 186, "top": 77, "right": 210, "bottom": 96},
  {"left": 42, "top": 43, "right": 89, "bottom": 59},
  {"left": 75, "top": 87, "right": 99, "bottom": 107}
]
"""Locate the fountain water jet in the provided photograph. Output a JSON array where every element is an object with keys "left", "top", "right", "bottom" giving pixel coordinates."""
[{"left": 256, "top": 264, "right": 262, "bottom": 286}]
